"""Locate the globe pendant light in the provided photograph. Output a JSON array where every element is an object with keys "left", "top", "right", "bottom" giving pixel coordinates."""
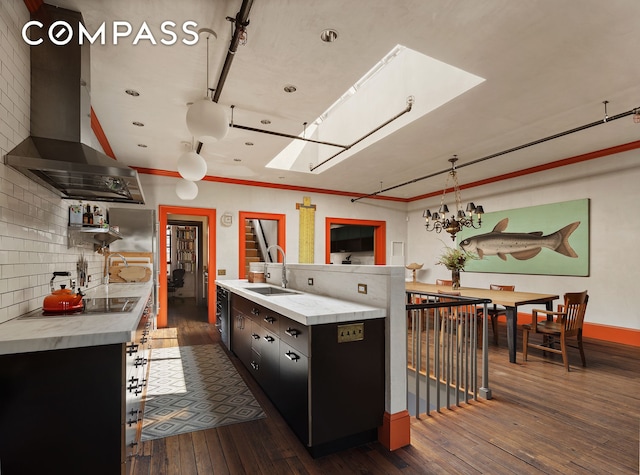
[
  {"left": 186, "top": 28, "right": 229, "bottom": 143},
  {"left": 186, "top": 98, "right": 228, "bottom": 143},
  {"left": 177, "top": 149, "right": 207, "bottom": 181},
  {"left": 175, "top": 179, "right": 198, "bottom": 200}
]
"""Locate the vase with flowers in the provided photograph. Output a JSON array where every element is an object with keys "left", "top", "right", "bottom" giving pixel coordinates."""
[{"left": 436, "top": 245, "right": 478, "bottom": 289}]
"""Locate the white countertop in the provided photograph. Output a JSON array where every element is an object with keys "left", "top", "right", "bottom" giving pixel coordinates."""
[
  {"left": 216, "top": 279, "right": 386, "bottom": 325},
  {"left": 0, "top": 282, "right": 153, "bottom": 355}
]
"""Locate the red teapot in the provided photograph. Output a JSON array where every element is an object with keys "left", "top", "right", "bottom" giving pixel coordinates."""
[{"left": 43, "top": 272, "right": 84, "bottom": 314}]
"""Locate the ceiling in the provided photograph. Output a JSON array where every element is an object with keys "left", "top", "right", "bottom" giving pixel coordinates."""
[{"left": 44, "top": 0, "right": 640, "bottom": 200}]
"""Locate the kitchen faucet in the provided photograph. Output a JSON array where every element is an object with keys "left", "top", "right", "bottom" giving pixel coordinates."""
[
  {"left": 266, "top": 245, "right": 287, "bottom": 288},
  {"left": 104, "top": 253, "right": 128, "bottom": 284}
]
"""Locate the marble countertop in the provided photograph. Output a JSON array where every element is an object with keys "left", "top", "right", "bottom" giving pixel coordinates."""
[
  {"left": 0, "top": 282, "right": 153, "bottom": 355},
  {"left": 216, "top": 279, "right": 386, "bottom": 325}
]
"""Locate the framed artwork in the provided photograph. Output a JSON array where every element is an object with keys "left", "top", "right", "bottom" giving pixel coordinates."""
[{"left": 457, "top": 199, "right": 589, "bottom": 276}]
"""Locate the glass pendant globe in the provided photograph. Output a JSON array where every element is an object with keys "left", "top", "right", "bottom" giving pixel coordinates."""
[
  {"left": 186, "top": 98, "right": 229, "bottom": 143},
  {"left": 175, "top": 179, "right": 198, "bottom": 200},
  {"left": 177, "top": 150, "right": 207, "bottom": 181}
]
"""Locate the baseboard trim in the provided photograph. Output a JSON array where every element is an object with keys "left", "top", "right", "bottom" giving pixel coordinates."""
[{"left": 378, "top": 410, "right": 411, "bottom": 451}]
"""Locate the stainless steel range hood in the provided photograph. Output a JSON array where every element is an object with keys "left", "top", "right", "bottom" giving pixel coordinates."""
[{"left": 5, "top": 4, "right": 145, "bottom": 204}]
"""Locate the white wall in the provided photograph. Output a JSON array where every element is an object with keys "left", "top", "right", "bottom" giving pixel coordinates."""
[
  {"left": 139, "top": 174, "right": 408, "bottom": 278},
  {"left": 405, "top": 150, "right": 640, "bottom": 331}
]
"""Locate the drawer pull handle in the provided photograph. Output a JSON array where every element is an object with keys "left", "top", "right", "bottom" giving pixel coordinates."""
[
  {"left": 251, "top": 333, "right": 260, "bottom": 340},
  {"left": 264, "top": 335, "right": 275, "bottom": 343},
  {"left": 263, "top": 316, "right": 276, "bottom": 324},
  {"left": 134, "top": 357, "right": 147, "bottom": 368},
  {"left": 285, "top": 328, "right": 301, "bottom": 338},
  {"left": 251, "top": 308, "right": 260, "bottom": 315},
  {"left": 126, "top": 344, "right": 139, "bottom": 356},
  {"left": 285, "top": 351, "right": 300, "bottom": 362},
  {"left": 251, "top": 361, "right": 259, "bottom": 371}
]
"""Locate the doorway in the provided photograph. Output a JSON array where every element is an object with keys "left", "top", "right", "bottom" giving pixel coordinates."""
[
  {"left": 325, "top": 217, "right": 386, "bottom": 265},
  {"left": 159, "top": 206, "right": 216, "bottom": 328},
  {"left": 166, "top": 220, "right": 204, "bottom": 306},
  {"left": 238, "top": 211, "right": 286, "bottom": 279}
]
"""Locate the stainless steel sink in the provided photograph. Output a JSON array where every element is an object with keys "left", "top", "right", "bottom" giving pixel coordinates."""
[{"left": 247, "top": 286, "right": 299, "bottom": 296}]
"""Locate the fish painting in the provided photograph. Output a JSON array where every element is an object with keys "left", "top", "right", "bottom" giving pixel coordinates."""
[{"left": 459, "top": 218, "right": 580, "bottom": 261}]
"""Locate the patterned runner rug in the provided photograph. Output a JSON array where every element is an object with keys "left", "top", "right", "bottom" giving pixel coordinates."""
[{"left": 141, "top": 344, "right": 265, "bottom": 441}]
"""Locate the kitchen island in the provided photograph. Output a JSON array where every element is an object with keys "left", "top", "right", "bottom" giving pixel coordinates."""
[
  {"left": 217, "top": 279, "right": 387, "bottom": 457},
  {"left": 0, "top": 282, "right": 153, "bottom": 475}
]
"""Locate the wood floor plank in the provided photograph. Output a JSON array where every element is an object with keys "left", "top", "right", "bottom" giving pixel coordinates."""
[
  {"left": 128, "top": 298, "right": 640, "bottom": 475},
  {"left": 203, "top": 429, "right": 231, "bottom": 475}
]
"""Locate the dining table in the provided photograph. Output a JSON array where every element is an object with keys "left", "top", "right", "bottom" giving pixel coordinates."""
[{"left": 405, "top": 282, "right": 559, "bottom": 363}]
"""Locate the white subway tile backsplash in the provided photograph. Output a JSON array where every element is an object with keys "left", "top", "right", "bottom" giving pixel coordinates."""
[{"left": 0, "top": 2, "right": 108, "bottom": 322}]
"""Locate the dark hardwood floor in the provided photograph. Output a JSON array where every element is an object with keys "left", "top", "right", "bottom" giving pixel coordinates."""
[{"left": 131, "top": 299, "right": 640, "bottom": 474}]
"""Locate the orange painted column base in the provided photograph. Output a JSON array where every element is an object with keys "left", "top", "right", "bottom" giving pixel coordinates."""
[{"left": 378, "top": 410, "right": 411, "bottom": 450}]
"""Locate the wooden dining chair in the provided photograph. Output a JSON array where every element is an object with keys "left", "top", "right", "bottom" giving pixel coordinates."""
[
  {"left": 477, "top": 284, "right": 515, "bottom": 346},
  {"left": 522, "top": 290, "right": 589, "bottom": 371}
]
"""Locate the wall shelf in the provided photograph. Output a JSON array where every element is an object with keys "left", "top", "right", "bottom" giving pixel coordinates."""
[{"left": 68, "top": 226, "right": 122, "bottom": 249}]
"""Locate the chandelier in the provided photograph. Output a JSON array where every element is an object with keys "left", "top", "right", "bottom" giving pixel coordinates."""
[{"left": 423, "top": 156, "right": 485, "bottom": 240}]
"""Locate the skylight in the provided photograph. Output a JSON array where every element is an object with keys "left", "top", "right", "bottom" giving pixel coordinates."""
[{"left": 266, "top": 44, "right": 485, "bottom": 173}]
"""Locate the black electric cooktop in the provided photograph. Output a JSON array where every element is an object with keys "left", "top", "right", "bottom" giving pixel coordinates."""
[{"left": 20, "top": 296, "right": 141, "bottom": 318}]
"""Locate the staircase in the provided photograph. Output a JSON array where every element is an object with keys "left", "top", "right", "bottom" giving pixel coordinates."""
[{"left": 245, "top": 221, "right": 265, "bottom": 276}]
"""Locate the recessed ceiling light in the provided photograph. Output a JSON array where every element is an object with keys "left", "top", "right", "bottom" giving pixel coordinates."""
[
  {"left": 261, "top": 119, "right": 271, "bottom": 125},
  {"left": 245, "top": 142, "right": 254, "bottom": 146},
  {"left": 125, "top": 89, "right": 140, "bottom": 97},
  {"left": 137, "top": 144, "right": 147, "bottom": 148},
  {"left": 132, "top": 121, "right": 144, "bottom": 127},
  {"left": 320, "top": 29, "right": 338, "bottom": 43},
  {"left": 283, "top": 85, "right": 297, "bottom": 93}
]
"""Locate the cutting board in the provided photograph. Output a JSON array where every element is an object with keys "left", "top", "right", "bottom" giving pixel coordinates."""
[
  {"left": 118, "top": 266, "right": 151, "bottom": 282},
  {"left": 105, "top": 252, "right": 153, "bottom": 283}
]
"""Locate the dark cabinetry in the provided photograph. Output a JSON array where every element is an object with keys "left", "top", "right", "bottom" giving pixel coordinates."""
[
  {"left": 230, "top": 293, "right": 384, "bottom": 457},
  {"left": 0, "top": 306, "right": 152, "bottom": 475},
  {"left": 215, "top": 285, "right": 230, "bottom": 349}
]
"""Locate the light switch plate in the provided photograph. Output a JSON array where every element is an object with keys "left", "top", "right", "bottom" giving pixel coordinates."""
[
  {"left": 358, "top": 283, "right": 367, "bottom": 294},
  {"left": 338, "top": 323, "right": 364, "bottom": 343},
  {"left": 217, "top": 269, "right": 226, "bottom": 275}
]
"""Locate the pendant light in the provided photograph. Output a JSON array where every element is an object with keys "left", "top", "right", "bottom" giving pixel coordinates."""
[
  {"left": 186, "top": 28, "right": 229, "bottom": 143},
  {"left": 177, "top": 141, "right": 207, "bottom": 181},
  {"left": 175, "top": 179, "right": 198, "bottom": 200},
  {"left": 423, "top": 156, "right": 485, "bottom": 240}
]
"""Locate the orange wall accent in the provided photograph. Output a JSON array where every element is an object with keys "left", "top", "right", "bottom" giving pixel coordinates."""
[
  {"left": 23, "top": 0, "right": 43, "bottom": 13},
  {"left": 378, "top": 410, "right": 411, "bottom": 451},
  {"left": 582, "top": 322, "right": 640, "bottom": 347},
  {"left": 325, "top": 217, "right": 386, "bottom": 265},
  {"left": 238, "top": 211, "right": 286, "bottom": 279},
  {"left": 134, "top": 139, "right": 640, "bottom": 205},
  {"left": 131, "top": 167, "right": 407, "bottom": 202},
  {"left": 90, "top": 107, "right": 117, "bottom": 160},
  {"left": 158, "top": 205, "right": 216, "bottom": 328},
  {"left": 409, "top": 140, "right": 640, "bottom": 202}
]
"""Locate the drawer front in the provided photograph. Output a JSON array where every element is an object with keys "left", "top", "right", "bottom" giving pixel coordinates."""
[
  {"left": 260, "top": 307, "right": 281, "bottom": 334},
  {"left": 232, "top": 295, "right": 281, "bottom": 332},
  {"left": 279, "top": 315, "right": 309, "bottom": 356},
  {"left": 232, "top": 295, "right": 263, "bottom": 322}
]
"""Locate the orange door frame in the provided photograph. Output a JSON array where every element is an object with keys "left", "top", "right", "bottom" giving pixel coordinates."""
[
  {"left": 325, "top": 217, "right": 386, "bottom": 265},
  {"left": 158, "top": 205, "right": 216, "bottom": 328},
  {"left": 238, "top": 211, "right": 286, "bottom": 279}
]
